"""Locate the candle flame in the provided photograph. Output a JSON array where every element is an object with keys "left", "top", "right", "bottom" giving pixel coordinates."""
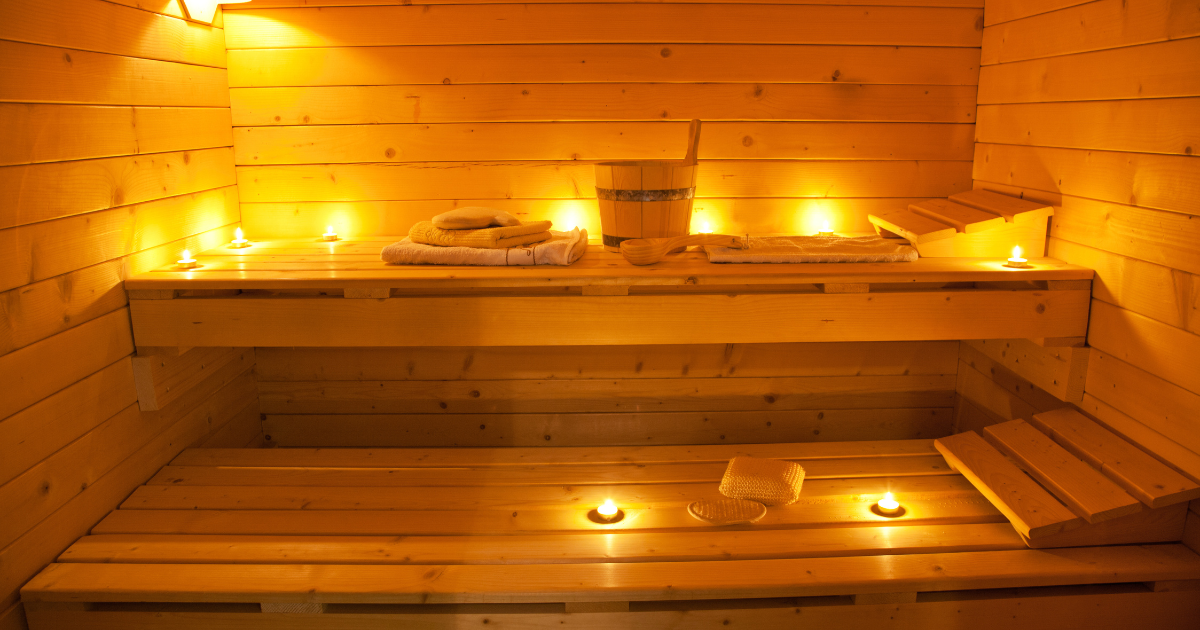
[
  {"left": 822, "top": 219, "right": 832, "bottom": 233},
  {"left": 879, "top": 492, "right": 899, "bottom": 510},
  {"left": 181, "top": 249, "right": 191, "bottom": 261},
  {"left": 235, "top": 227, "right": 244, "bottom": 240},
  {"left": 326, "top": 225, "right": 335, "bottom": 235},
  {"left": 1011, "top": 245, "right": 1023, "bottom": 259},
  {"left": 598, "top": 499, "right": 618, "bottom": 517},
  {"left": 698, "top": 220, "right": 713, "bottom": 234}
]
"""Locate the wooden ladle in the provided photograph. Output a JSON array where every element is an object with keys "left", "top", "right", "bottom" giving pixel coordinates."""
[{"left": 620, "top": 234, "right": 746, "bottom": 266}]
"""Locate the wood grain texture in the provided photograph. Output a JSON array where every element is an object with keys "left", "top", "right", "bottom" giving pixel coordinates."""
[
  {"left": 1086, "top": 350, "right": 1200, "bottom": 456},
  {"left": 223, "top": 5, "right": 985, "bottom": 48},
  {"left": 975, "top": 99, "right": 1200, "bottom": 156},
  {"left": 964, "top": 339, "right": 1088, "bottom": 403},
  {"left": 229, "top": 84, "right": 979, "bottom": 125},
  {"left": 1087, "top": 300, "right": 1200, "bottom": 396},
  {"left": 1079, "top": 393, "right": 1200, "bottom": 484}
]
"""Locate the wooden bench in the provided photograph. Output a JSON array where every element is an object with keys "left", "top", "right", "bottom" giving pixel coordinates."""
[
  {"left": 124, "top": 241, "right": 1093, "bottom": 349},
  {"left": 21, "top": 440, "right": 1200, "bottom": 629}
]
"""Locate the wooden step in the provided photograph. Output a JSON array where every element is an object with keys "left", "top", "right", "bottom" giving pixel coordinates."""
[
  {"left": 934, "top": 431, "right": 1083, "bottom": 539},
  {"left": 983, "top": 419, "right": 1142, "bottom": 524},
  {"left": 949, "top": 189, "right": 1055, "bottom": 225},
  {"left": 1030, "top": 408, "right": 1200, "bottom": 508},
  {"left": 909, "top": 199, "right": 1006, "bottom": 234},
  {"left": 866, "top": 209, "right": 957, "bottom": 244}
]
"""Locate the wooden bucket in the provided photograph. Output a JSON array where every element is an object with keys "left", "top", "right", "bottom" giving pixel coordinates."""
[{"left": 594, "top": 121, "right": 701, "bottom": 252}]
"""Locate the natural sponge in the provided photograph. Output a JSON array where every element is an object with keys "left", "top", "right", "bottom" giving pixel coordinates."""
[{"left": 718, "top": 456, "right": 805, "bottom": 506}]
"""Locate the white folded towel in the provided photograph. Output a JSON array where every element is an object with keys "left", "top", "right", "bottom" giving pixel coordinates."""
[
  {"left": 706, "top": 235, "right": 917, "bottom": 263},
  {"left": 382, "top": 228, "right": 588, "bottom": 266}
]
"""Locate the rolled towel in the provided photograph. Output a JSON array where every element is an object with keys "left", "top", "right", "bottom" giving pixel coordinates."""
[
  {"left": 383, "top": 229, "right": 588, "bottom": 266},
  {"left": 409, "top": 220, "right": 552, "bottom": 249}
]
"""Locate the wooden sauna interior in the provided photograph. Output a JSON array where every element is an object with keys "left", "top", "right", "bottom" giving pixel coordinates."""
[{"left": 2, "top": 0, "right": 1199, "bottom": 628}]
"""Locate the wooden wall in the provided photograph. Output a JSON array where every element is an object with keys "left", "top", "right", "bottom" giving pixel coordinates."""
[
  {"left": 0, "top": 2, "right": 259, "bottom": 626},
  {"left": 222, "top": 0, "right": 983, "bottom": 238},
  {"left": 966, "top": 0, "right": 1200, "bottom": 482}
]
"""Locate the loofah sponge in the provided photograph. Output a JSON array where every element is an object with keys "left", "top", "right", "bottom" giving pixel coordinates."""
[
  {"left": 718, "top": 456, "right": 805, "bottom": 506},
  {"left": 687, "top": 498, "right": 767, "bottom": 525}
]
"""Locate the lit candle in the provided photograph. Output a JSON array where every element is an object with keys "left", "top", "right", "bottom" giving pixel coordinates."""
[
  {"left": 323, "top": 225, "right": 339, "bottom": 241},
  {"left": 817, "top": 219, "right": 834, "bottom": 237},
  {"left": 175, "top": 249, "right": 198, "bottom": 269},
  {"left": 1005, "top": 245, "right": 1029, "bottom": 268},
  {"left": 589, "top": 498, "right": 625, "bottom": 524},
  {"left": 230, "top": 227, "right": 250, "bottom": 248},
  {"left": 697, "top": 220, "right": 713, "bottom": 234},
  {"left": 875, "top": 492, "right": 903, "bottom": 517}
]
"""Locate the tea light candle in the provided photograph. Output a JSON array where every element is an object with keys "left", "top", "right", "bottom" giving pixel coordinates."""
[
  {"left": 588, "top": 498, "right": 625, "bottom": 524},
  {"left": 874, "top": 492, "right": 903, "bottom": 517},
  {"left": 1005, "top": 245, "right": 1029, "bottom": 268},
  {"left": 175, "top": 249, "right": 198, "bottom": 269},
  {"left": 323, "top": 225, "right": 339, "bottom": 241},
  {"left": 230, "top": 227, "right": 250, "bottom": 248},
  {"left": 817, "top": 220, "right": 834, "bottom": 237}
]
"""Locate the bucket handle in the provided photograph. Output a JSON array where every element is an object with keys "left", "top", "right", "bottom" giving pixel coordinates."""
[{"left": 683, "top": 119, "right": 702, "bottom": 166}]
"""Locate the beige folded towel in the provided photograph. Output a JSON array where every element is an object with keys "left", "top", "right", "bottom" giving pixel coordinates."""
[
  {"left": 382, "top": 229, "right": 588, "bottom": 266},
  {"left": 410, "top": 220, "right": 552, "bottom": 249},
  {"left": 706, "top": 235, "right": 917, "bottom": 263}
]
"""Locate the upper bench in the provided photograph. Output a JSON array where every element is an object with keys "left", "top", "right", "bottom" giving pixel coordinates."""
[{"left": 123, "top": 240, "right": 1093, "bottom": 348}]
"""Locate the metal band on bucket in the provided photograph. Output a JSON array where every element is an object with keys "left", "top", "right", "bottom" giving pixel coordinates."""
[{"left": 595, "top": 187, "right": 695, "bottom": 202}]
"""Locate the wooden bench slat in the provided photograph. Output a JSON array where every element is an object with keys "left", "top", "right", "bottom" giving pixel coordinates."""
[
  {"left": 60, "top": 524, "right": 1028, "bottom": 565},
  {"left": 23, "top": 545, "right": 1200, "bottom": 604},
  {"left": 949, "top": 189, "right": 1055, "bottom": 224},
  {"left": 983, "top": 420, "right": 1142, "bottom": 524},
  {"left": 909, "top": 199, "right": 1007, "bottom": 233},
  {"left": 120, "top": 476, "right": 980, "bottom": 512},
  {"left": 169, "top": 441, "right": 939, "bottom": 468},
  {"left": 935, "top": 431, "right": 1083, "bottom": 539},
  {"left": 867, "top": 209, "right": 958, "bottom": 243},
  {"left": 146, "top": 455, "right": 953, "bottom": 487},
  {"left": 1030, "top": 409, "right": 1200, "bottom": 509}
]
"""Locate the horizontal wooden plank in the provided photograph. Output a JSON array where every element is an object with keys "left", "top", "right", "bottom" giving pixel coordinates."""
[
  {"left": 983, "top": 419, "right": 1142, "bottom": 523},
  {"left": 229, "top": 44, "right": 980, "bottom": 87},
  {"left": 0, "top": 0, "right": 227, "bottom": 68},
  {"left": 973, "top": 143, "right": 1200, "bottom": 216},
  {"left": 0, "top": 148, "right": 237, "bottom": 230},
  {"left": 255, "top": 342, "right": 960, "bottom": 382},
  {"left": 261, "top": 408, "right": 953, "bottom": 447},
  {"left": 0, "top": 40, "right": 230, "bottom": 107},
  {"left": 234, "top": 122, "right": 976, "bottom": 165},
  {"left": 0, "top": 357, "right": 135, "bottom": 487},
  {"left": 23, "top": 545, "right": 1200, "bottom": 603},
  {"left": 132, "top": 347, "right": 244, "bottom": 411},
  {"left": 975, "top": 99, "right": 1200, "bottom": 156},
  {"left": 231, "top": 0, "right": 986, "bottom": 7},
  {"left": 1086, "top": 350, "right": 1200, "bottom": 455},
  {"left": 118, "top": 476, "right": 976, "bottom": 513},
  {"left": 0, "top": 104, "right": 233, "bottom": 167},
  {"left": 173, "top": 440, "right": 939, "bottom": 468},
  {"left": 1031, "top": 408, "right": 1200, "bottom": 508},
  {"left": 963, "top": 338, "right": 1088, "bottom": 403},
  {"left": 236, "top": 160, "right": 973, "bottom": 202},
  {"left": 197, "top": 399, "right": 262, "bottom": 448},
  {"left": 22, "top": 591, "right": 1200, "bottom": 630},
  {"left": 59, "top": 523, "right": 1026, "bottom": 566},
  {"left": 958, "top": 342, "right": 1068, "bottom": 413},
  {"left": 0, "top": 307, "right": 133, "bottom": 421},
  {"left": 1079, "top": 393, "right": 1200, "bottom": 484},
  {"left": 935, "top": 430, "right": 1082, "bottom": 538},
  {"left": 239, "top": 197, "right": 939, "bottom": 240},
  {"left": 257, "top": 374, "right": 954, "bottom": 414},
  {"left": 0, "top": 186, "right": 240, "bottom": 293},
  {"left": 1050, "top": 239, "right": 1198, "bottom": 334},
  {"left": 223, "top": 5, "right": 984, "bottom": 48},
  {"left": 981, "top": 0, "right": 1200, "bottom": 65},
  {"left": 229, "top": 84, "right": 980, "bottom": 125},
  {"left": 145, "top": 455, "right": 954, "bottom": 487},
  {"left": 1088, "top": 299, "right": 1200, "bottom": 395},
  {"left": 977, "top": 37, "right": 1200, "bottom": 103},
  {"left": 129, "top": 290, "right": 1091, "bottom": 347}
]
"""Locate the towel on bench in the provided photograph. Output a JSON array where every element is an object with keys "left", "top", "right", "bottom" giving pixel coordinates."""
[
  {"left": 706, "top": 235, "right": 917, "bottom": 263},
  {"left": 410, "top": 220, "right": 553, "bottom": 249},
  {"left": 383, "top": 228, "right": 588, "bottom": 266}
]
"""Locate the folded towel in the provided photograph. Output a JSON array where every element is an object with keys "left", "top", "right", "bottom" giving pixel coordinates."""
[
  {"left": 410, "top": 220, "right": 553, "bottom": 249},
  {"left": 432, "top": 206, "right": 521, "bottom": 229},
  {"left": 706, "top": 235, "right": 917, "bottom": 263},
  {"left": 383, "top": 229, "right": 589, "bottom": 266}
]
